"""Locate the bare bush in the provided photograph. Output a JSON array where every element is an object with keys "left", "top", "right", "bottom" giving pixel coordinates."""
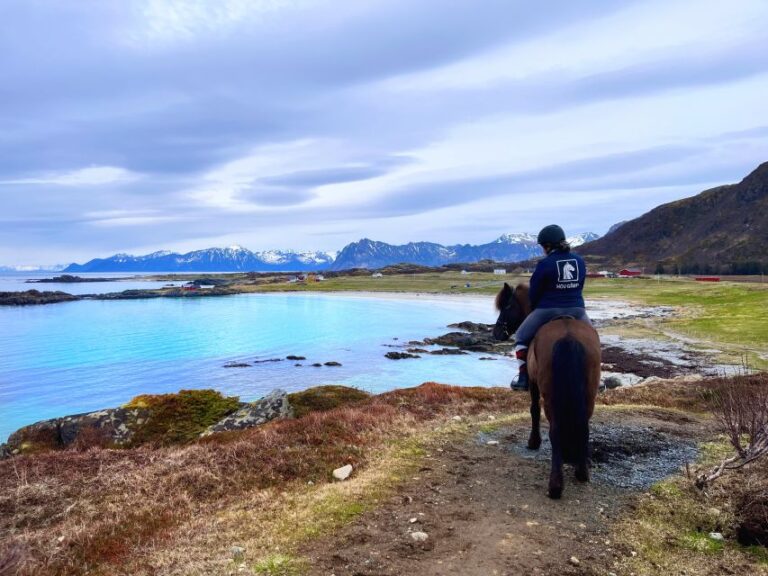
[{"left": 695, "top": 374, "right": 768, "bottom": 489}]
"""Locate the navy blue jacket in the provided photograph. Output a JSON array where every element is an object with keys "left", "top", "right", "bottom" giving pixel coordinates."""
[{"left": 529, "top": 250, "right": 586, "bottom": 309}]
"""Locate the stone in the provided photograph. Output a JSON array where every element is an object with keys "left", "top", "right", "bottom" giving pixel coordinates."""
[
  {"left": 333, "top": 464, "right": 353, "bottom": 481},
  {"left": 324, "top": 361, "right": 342, "bottom": 367},
  {"left": 312, "top": 363, "right": 323, "bottom": 367},
  {"left": 452, "top": 416, "right": 463, "bottom": 422},
  {"left": 569, "top": 556, "right": 580, "bottom": 566},
  {"left": 230, "top": 546, "right": 246, "bottom": 562},
  {"left": 286, "top": 355, "right": 306, "bottom": 360},
  {"left": 6, "top": 406, "right": 149, "bottom": 453},
  {"left": 410, "top": 531, "right": 429, "bottom": 542},
  {"left": 223, "top": 362, "right": 251, "bottom": 368},
  {"left": 709, "top": 532, "right": 724, "bottom": 541},
  {"left": 429, "top": 348, "right": 468, "bottom": 356},
  {"left": 603, "top": 376, "right": 623, "bottom": 390},
  {"left": 486, "top": 440, "right": 500, "bottom": 446},
  {"left": 201, "top": 389, "right": 293, "bottom": 436},
  {"left": 409, "top": 517, "right": 419, "bottom": 524},
  {"left": 385, "top": 352, "right": 420, "bottom": 360}
]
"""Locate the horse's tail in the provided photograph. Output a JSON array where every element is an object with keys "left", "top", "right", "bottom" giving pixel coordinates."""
[{"left": 551, "top": 335, "right": 589, "bottom": 465}]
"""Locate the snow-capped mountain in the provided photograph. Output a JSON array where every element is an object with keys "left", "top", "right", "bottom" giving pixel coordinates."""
[
  {"left": 0, "top": 264, "right": 66, "bottom": 272},
  {"left": 60, "top": 232, "right": 599, "bottom": 273},
  {"left": 330, "top": 232, "right": 600, "bottom": 270},
  {"left": 567, "top": 232, "right": 601, "bottom": 247},
  {"left": 64, "top": 246, "right": 335, "bottom": 273},
  {"left": 330, "top": 239, "right": 457, "bottom": 270}
]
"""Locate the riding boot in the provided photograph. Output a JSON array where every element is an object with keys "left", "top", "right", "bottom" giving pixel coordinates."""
[{"left": 511, "top": 347, "right": 529, "bottom": 391}]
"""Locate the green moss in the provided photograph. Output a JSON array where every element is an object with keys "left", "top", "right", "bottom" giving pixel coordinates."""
[
  {"left": 287, "top": 385, "right": 370, "bottom": 418},
  {"left": 745, "top": 545, "right": 768, "bottom": 564},
  {"left": 679, "top": 531, "right": 725, "bottom": 553},
  {"left": 124, "top": 389, "right": 240, "bottom": 446},
  {"left": 253, "top": 554, "right": 307, "bottom": 576},
  {"left": 649, "top": 480, "right": 683, "bottom": 499}
]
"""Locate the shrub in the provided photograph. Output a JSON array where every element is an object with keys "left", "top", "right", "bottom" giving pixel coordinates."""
[
  {"left": 287, "top": 385, "right": 370, "bottom": 418},
  {"left": 124, "top": 389, "right": 241, "bottom": 445}
]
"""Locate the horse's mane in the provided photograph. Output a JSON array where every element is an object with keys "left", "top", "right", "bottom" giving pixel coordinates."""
[
  {"left": 514, "top": 283, "right": 531, "bottom": 315},
  {"left": 494, "top": 282, "right": 531, "bottom": 313}
]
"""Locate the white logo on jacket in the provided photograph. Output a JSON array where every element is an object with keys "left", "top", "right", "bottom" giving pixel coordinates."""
[{"left": 557, "top": 259, "right": 579, "bottom": 282}]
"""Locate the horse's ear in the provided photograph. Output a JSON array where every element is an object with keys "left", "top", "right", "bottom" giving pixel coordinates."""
[{"left": 495, "top": 282, "right": 512, "bottom": 311}]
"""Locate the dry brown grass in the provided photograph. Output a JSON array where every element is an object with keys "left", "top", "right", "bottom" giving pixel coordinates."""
[
  {"left": 0, "top": 383, "right": 517, "bottom": 575},
  {"left": 2, "top": 377, "right": 762, "bottom": 575}
]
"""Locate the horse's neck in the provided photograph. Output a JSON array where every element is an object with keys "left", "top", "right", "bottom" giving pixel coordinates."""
[{"left": 515, "top": 284, "right": 532, "bottom": 316}]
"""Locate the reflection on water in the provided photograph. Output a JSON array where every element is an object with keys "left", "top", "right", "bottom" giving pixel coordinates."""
[{"left": 0, "top": 293, "right": 513, "bottom": 441}]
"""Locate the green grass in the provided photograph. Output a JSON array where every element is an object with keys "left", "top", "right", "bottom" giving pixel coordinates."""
[
  {"left": 238, "top": 271, "right": 520, "bottom": 296},
  {"left": 287, "top": 385, "right": 371, "bottom": 418},
  {"left": 585, "top": 276, "right": 768, "bottom": 365},
  {"left": 746, "top": 545, "right": 768, "bottom": 564},
  {"left": 679, "top": 531, "right": 725, "bottom": 554},
  {"left": 253, "top": 553, "right": 307, "bottom": 576}
]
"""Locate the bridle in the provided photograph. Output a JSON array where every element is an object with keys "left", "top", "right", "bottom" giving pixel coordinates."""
[{"left": 495, "top": 288, "right": 522, "bottom": 340}]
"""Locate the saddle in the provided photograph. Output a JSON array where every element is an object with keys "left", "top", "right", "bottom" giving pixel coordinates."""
[{"left": 548, "top": 314, "right": 576, "bottom": 322}]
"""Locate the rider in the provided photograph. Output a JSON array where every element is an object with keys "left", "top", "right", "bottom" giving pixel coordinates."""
[{"left": 512, "top": 224, "right": 592, "bottom": 391}]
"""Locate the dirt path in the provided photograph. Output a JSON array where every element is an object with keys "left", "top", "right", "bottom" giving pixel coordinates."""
[{"left": 301, "top": 408, "right": 710, "bottom": 576}]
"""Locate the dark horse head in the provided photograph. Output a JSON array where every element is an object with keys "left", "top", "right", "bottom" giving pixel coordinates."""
[{"left": 493, "top": 282, "right": 529, "bottom": 341}]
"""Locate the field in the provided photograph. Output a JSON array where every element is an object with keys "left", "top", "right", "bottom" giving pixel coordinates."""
[{"left": 226, "top": 271, "right": 768, "bottom": 367}]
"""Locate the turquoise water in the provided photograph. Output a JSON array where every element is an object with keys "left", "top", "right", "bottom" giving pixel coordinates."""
[
  {"left": 0, "top": 293, "right": 514, "bottom": 441},
  {"left": 0, "top": 272, "right": 183, "bottom": 295}
]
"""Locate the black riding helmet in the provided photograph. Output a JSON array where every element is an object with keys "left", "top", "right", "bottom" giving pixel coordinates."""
[{"left": 537, "top": 224, "right": 566, "bottom": 246}]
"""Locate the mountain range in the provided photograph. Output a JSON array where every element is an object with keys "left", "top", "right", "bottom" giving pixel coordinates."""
[
  {"left": 582, "top": 161, "right": 768, "bottom": 274},
  {"left": 64, "top": 246, "right": 337, "bottom": 273},
  {"left": 61, "top": 233, "right": 599, "bottom": 273}
]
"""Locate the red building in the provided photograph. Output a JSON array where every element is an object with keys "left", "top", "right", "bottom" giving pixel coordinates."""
[{"left": 618, "top": 268, "right": 642, "bottom": 277}]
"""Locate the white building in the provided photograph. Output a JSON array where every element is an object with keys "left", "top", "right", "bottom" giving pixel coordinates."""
[
  {"left": 372, "top": 272, "right": 383, "bottom": 278},
  {"left": 493, "top": 269, "right": 506, "bottom": 275}
]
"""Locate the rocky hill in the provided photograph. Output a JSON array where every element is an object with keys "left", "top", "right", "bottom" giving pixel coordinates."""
[
  {"left": 59, "top": 233, "right": 599, "bottom": 273},
  {"left": 329, "top": 232, "right": 598, "bottom": 271},
  {"left": 581, "top": 162, "right": 768, "bottom": 274},
  {"left": 64, "top": 246, "right": 337, "bottom": 273}
]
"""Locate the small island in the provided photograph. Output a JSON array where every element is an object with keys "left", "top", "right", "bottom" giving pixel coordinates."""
[
  {"left": 26, "top": 274, "right": 126, "bottom": 283},
  {"left": 0, "top": 290, "right": 80, "bottom": 306}
]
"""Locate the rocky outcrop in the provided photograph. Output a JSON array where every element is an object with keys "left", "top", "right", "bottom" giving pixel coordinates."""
[
  {"left": 5, "top": 407, "right": 149, "bottom": 455},
  {"left": 201, "top": 389, "right": 293, "bottom": 436},
  {"left": 424, "top": 321, "right": 514, "bottom": 355},
  {"left": 385, "top": 352, "right": 421, "bottom": 360},
  {"left": 3, "top": 389, "right": 295, "bottom": 457},
  {"left": 0, "top": 290, "right": 80, "bottom": 306}
]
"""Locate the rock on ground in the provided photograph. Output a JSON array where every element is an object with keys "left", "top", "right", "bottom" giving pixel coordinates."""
[
  {"left": 5, "top": 407, "right": 149, "bottom": 454},
  {"left": 333, "top": 464, "right": 353, "bottom": 481},
  {"left": 202, "top": 389, "right": 293, "bottom": 436}
]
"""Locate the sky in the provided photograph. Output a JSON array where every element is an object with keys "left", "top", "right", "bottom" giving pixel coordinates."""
[{"left": 1, "top": 0, "right": 767, "bottom": 266}]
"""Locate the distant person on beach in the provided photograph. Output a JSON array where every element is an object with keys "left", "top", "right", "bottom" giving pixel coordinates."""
[{"left": 511, "top": 225, "right": 591, "bottom": 391}]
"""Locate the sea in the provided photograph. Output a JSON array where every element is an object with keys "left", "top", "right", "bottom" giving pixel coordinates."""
[{"left": 0, "top": 273, "right": 514, "bottom": 442}]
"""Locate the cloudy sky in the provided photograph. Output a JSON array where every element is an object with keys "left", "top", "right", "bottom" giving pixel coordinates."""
[{"left": 2, "top": 0, "right": 767, "bottom": 266}]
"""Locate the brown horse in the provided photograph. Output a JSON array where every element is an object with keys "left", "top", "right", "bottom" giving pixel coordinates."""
[{"left": 493, "top": 283, "right": 601, "bottom": 499}]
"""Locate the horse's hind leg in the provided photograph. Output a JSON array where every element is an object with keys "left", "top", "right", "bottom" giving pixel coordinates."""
[
  {"left": 548, "top": 424, "right": 564, "bottom": 499},
  {"left": 527, "top": 383, "right": 541, "bottom": 450},
  {"left": 575, "top": 427, "right": 591, "bottom": 482}
]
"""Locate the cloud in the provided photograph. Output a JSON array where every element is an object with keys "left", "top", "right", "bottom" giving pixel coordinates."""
[
  {"left": 1, "top": 0, "right": 768, "bottom": 266},
  {"left": 1, "top": 166, "right": 140, "bottom": 186},
  {"left": 260, "top": 157, "right": 413, "bottom": 188}
]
